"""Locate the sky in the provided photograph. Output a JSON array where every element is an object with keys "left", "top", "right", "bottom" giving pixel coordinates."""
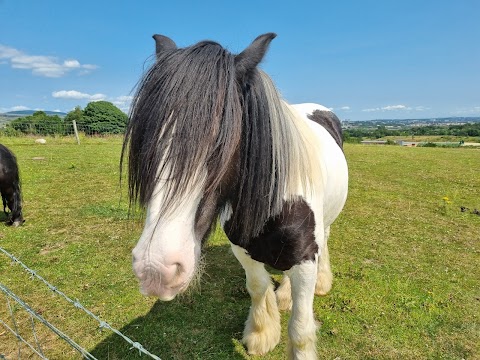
[{"left": 0, "top": 0, "right": 479, "bottom": 121}]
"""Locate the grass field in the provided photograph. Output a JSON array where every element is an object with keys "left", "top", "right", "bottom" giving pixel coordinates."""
[{"left": 0, "top": 136, "right": 479, "bottom": 359}]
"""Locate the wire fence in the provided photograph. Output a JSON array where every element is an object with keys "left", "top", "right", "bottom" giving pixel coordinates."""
[
  {"left": 0, "top": 247, "right": 161, "bottom": 360},
  {"left": 0, "top": 120, "right": 125, "bottom": 137}
]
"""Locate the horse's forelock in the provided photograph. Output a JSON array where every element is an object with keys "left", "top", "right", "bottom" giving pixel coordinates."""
[{"left": 123, "top": 41, "right": 242, "bottom": 217}]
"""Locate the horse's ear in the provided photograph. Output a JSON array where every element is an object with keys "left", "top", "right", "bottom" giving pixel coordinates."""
[
  {"left": 235, "top": 33, "right": 277, "bottom": 78},
  {"left": 152, "top": 34, "right": 177, "bottom": 58}
]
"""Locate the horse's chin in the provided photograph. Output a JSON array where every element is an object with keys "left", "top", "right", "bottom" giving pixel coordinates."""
[{"left": 138, "top": 279, "right": 189, "bottom": 301}]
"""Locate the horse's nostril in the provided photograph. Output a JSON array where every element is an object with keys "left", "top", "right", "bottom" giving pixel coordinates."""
[{"left": 174, "top": 263, "right": 183, "bottom": 276}]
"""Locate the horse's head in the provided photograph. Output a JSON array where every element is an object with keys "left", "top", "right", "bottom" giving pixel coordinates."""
[
  {"left": 124, "top": 33, "right": 276, "bottom": 300},
  {"left": 7, "top": 215, "right": 24, "bottom": 227},
  {"left": 0, "top": 144, "right": 24, "bottom": 227},
  {"left": 3, "top": 191, "right": 24, "bottom": 227}
]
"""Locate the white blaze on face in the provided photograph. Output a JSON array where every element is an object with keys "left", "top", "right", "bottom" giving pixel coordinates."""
[{"left": 131, "top": 171, "right": 205, "bottom": 301}]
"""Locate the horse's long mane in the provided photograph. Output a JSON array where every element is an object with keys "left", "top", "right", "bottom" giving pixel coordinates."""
[
  {"left": 230, "top": 69, "right": 315, "bottom": 241},
  {"left": 123, "top": 38, "right": 316, "bottom": 242}
]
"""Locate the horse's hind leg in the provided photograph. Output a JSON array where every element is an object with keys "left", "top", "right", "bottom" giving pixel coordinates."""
[
  {"left": 286, "top": 260, "right": 318, "bottom": 359},
  {"left": 315, "top": 226, "right": 333, "bottom": 296},
  {"left": 276, "top": 274, "right": 292, "bottom": 311},
  {"left": 231, "top": 244, "right": 281, "bottom": 355}
]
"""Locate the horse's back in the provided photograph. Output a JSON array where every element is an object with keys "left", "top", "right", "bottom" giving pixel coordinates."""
[{"left": 291, "top": 103, "right": 348, "bottom": 227}]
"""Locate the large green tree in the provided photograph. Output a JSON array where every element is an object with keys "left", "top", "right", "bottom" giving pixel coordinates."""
[{"left": 78, "top": 101, "right": 128, "bottom": 134}]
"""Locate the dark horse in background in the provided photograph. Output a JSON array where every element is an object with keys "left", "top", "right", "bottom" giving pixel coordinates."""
[
  {"left": 123, "top": 33, "right": 348, "bottom": 359},
  {"left": 0, "top": 144, "right": 24, "bottom": 226}
]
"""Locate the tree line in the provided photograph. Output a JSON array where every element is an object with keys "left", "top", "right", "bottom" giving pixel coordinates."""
[
  {"left": 343, "top": 122, "right": 480, "bottom": 142},
  {"left": 2, "top": 101, "right": 128, "bottom": 136}
]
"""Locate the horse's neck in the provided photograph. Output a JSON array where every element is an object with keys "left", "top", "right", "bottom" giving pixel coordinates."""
[{"left": 281, "top": 102, "right": 324, "bottom": 199}]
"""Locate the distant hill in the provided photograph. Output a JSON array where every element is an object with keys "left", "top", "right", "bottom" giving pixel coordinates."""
[{"left": 1, "top": 110, "right": 67, "bottom": 118}]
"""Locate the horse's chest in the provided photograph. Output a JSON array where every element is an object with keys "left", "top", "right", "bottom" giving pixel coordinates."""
[{"left": 225, "top": 199, "right": 318, "bottom": 271}]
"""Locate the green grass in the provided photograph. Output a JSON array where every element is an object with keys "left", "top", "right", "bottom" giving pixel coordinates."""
[{"left": 0, "top": 136, "right": 479, "bottom": 359}]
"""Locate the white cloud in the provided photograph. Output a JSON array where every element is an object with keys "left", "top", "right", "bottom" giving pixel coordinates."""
[
  {"left": 112, "top": 95, "right": 133, "bottom": 113},
  {"left": 0, "top": 44, "right": 98, "bottom": 78},
  {"left": 52, "top": 90, "right": 106, "bottom": 100},
  {"left": 49, "top": 91, "right": 132, "bottom": 113},
  {"left": 82, "top": 64, "right": 98, "bottom": 70},
  {"left": 362, "top": 104, "right": 415, "bottom": 112},
  {"left": 0, "top": 45, "right": 21, "bottom": 59},
  {"left": 11, "top": 105, "right": 30, "bottom": 111},
  {"left": 382, "top": 105, "right": 408, "bottom": 111},
  {"left": 414, "top": 106, "right": 429, "bottom": 111},
  {"left": 328, "top": 106, "right": 350, "bottom": 111},
  {"left": 0, "top": 105, "right": 30, "bottom": 113},
  {"left": 63, "top": 59, "right": 81, "bottom": 68},
  {"left": 115, "top": 95, "right": 133, "bottom": 102}
]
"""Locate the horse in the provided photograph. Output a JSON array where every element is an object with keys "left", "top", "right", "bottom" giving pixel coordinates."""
[
  {"left": 122, "top": 33, "right": 348, "bottom": 359},
  {"left": 0, "top": 144, "right": 24, "bottom": 226}
]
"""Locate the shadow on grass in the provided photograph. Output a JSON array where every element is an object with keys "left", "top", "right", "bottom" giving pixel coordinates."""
[{"left": 90, "top": 244, "right": 250, "bottom": 360}]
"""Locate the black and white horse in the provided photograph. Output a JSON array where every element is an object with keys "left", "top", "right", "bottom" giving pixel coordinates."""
[
  {"left": 0, "top": 144, "right": 24, "bottom": 226},
  {"left": 123, "top": 33, "right": 348, "bottom": 359}
]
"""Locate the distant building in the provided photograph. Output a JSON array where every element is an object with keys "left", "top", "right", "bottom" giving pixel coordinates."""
[{"left": 396, "top": 140, "right": 420, "bottom": 147}]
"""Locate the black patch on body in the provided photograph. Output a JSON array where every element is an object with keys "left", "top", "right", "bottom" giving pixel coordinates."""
[
  {"left": 307, "top": 110, "right": 344, "bottom": 151},
  {"left": 225, "top": 199, "right": 318, "bottom": 271}
]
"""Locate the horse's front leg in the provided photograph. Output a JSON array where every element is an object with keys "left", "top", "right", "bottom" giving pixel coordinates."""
[
  {"left": 277, "top": 226, "right": 332, "bottom": 312},
  {"left": 2, "top": 195, "right": 7, "bottom": 215},
  {"left": 286, "top": 259, "right": 318, "bottom": 360},
  {"left": 231, "top": 244, "right": 281, "bottom": 355}
]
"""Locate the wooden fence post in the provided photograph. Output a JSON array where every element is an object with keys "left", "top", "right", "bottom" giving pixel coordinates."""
[{"left": 72, "top": 120, "right": 80, "bottom": 145}]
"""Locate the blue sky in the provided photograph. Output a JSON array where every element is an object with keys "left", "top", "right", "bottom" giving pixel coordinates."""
[{"left": 1, "top": 0, "right": 479, "bottom": 121}]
